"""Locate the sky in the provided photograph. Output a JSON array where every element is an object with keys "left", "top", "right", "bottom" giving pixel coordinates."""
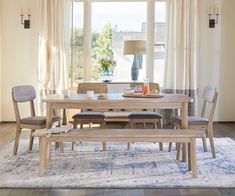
[{"left": 73, "top": 2, "right": 166, "bottom": 33}]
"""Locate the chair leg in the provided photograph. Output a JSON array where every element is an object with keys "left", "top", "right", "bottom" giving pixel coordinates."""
[
  {"left": 29, "top": 129, "right": 35, "bottom": 150},
  {"left": 101, "top": 121, "right": 107, "bottom": 151},
  {"left": 59, "top": 142, "right": 64, "bottom": 153},
  {"left": 176, "top": 143, "right": 181, "bottom": 160},
  {"left": 127, "top": 121, "right": 134, "bottom": 150},
  {"left": 168, "top": 142, "right": 172, "bottom": 152},
  {"left": 71, "top": 120, "right": 78, "bottom": 151},
  {"left": 168, "top": 126, "right": 176, "bottom": 152},
  {"left": 157, "top": 120, "right": 163, "bottom": 151},
  {"left": 208, "top": 125, "right": 216, "bottom": 158},
  {"left": 72, "top": 142, "right": 75, "bottom": 151},
  {"left": 202, "top": 134, "right": 208, "bottom": 152},
  {"left": 127, "top": 142, "right": 131, "bottom": 151},
  {"left": 13, "top": 127, "right": 21, "bottom": 155},
  {"left": 102, "top": 142, "right": 107, "bottom": 151},
  {"left": 101, "top": 121, "right": 106, "bottom": 128}
]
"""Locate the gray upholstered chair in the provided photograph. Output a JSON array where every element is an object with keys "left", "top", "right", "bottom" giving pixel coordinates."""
[
  {"left": 12, "top": 85, "right": 60, "bottom": 155},
  {"left": 127, "top": 83, "right": 163, "bottom": 151},
  {"left": 170, "top": 86, "right": 218, "bottom": 158},
  {"left": 72, "top": 83, "right": 108, "bottom": 151}
]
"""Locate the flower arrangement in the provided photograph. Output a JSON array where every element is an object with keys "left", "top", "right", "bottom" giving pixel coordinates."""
[{"left": 98, "top": 58, "right": 116, "bottom": 73}]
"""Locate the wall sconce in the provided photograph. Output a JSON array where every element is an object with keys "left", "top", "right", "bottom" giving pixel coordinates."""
[
  {"left": 20, "top": 8, "right": 31, "bottom": 29},
  {"left": 208, "top": 7, "right": 220, "bottom": 28}
]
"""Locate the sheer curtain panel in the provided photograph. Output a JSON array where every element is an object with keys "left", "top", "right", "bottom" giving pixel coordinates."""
[
  {"left": 163, "top": 0, "right": 199, "bottom": 125},
  {"left": 38, "top": 0, "right": 70, "bottom": 114}
]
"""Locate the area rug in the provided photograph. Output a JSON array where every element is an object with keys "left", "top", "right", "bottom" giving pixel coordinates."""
[{"left": 0, "top": 138, "right": 234, "bottom": 188}]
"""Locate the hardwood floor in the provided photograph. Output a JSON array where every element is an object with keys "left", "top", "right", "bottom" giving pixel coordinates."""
[{"left": 0, "top": 122, "right": 234, "bottom": 196}]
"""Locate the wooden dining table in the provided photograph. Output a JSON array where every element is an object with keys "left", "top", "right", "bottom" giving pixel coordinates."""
[{"left": 42, "top": 93, "right": 192, "bottom": 161}]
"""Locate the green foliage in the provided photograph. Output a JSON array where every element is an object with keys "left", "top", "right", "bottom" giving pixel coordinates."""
[
  {"left": 98, "top": 58, "right": 116, "bottom": 72},
  {"left": 71, "top": 23, "right": 116, "bottom": 82},
  {"left": 93, "top": 23, "right": 116, "bottom": 76}
]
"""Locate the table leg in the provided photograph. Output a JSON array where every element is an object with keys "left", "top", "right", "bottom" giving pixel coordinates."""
[
  {"left": 39, "top": 136, "right": 47, "bottom": 176},
  {"left": 46, "top": 141, "right": 51, "bottom": 169},
  {"left": 46, "top": 103, "right": 53, "bottom": 129},
  {"left": 181, "top": 102, "right": 188, "bottom": 162},
  {"left": 190, "top": 138, "right": 197, "bottom": 178}
]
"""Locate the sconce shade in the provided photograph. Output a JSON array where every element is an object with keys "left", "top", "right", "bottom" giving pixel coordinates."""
[{"left": 123, "top": 40, "right": 146, "bottom": 55}]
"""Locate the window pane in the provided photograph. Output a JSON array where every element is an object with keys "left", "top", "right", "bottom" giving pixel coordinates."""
[
  {"left": 70, "top": 2, "right": 84, "bottom": 87},
  {"left": 91, "top": 2, "right": 147, "bottom": 81},
  {"left": 154, "top": 1, "right": 167, "bottom": 85}
]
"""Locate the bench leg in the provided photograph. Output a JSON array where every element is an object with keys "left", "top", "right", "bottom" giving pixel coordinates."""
[
  {"left": 39, "top": 136, "right": 47, "bottom": 176},
  {"left": 190, "top": 138, "right": 197, "bottom": 178}
]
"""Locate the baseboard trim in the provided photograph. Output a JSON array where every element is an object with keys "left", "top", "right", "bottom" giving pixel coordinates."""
[
  {"left": 214, "top": 121, "right": 235, "bottom": 124},
  {"left": 1, "top": 121, "right": 16, "bottom": 123}
]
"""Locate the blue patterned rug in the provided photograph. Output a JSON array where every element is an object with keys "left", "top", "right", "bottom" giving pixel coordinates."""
[{"left": 0, "top": 138, "right": 234, "bottom": 188}]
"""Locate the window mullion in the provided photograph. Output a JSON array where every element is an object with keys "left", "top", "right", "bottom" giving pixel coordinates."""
[
  {"left": 83, "top": 0, "right": 92, "bottom": 81},
  {"left": 146, "top": 0, "right": 155, "bottom": 82}
]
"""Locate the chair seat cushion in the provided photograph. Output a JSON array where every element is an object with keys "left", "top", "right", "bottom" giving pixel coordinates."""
[
  {"left": 72, "top": 112, "right": 106, "bottom": 120},
  {"left": 21, "top": 116, "right": 60, "bottom": 125},
  {"left": 128, "top": 112, "right": 163, "bottom": 119},
  {"left": 173, "top": 116, "right": 209, "bottom": 125}
]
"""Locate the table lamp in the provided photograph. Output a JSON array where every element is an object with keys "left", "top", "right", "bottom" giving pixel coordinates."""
[{"left": 123, "top": 40, "right": 146, "bottom": 81}]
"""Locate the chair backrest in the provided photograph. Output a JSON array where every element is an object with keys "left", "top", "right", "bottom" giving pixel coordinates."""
[
  {"left": 12, "top": 85, "right": 36, "bottom": 124},
  {"left": 77, "top": 83, "right": 108, "bottom": 94},
  {"left": 130, "top": 82, "right": 160, "bottom": 92},
  {"left": 12, "top": 85, "right": 36, "bottom": 102},
  {"left": 201, "top": 86, "right": 218, "bottom": 124}
]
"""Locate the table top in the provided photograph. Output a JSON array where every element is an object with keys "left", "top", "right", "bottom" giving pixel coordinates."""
[{"left": 42, "top": 93, "right": 192, "bottom": 103}]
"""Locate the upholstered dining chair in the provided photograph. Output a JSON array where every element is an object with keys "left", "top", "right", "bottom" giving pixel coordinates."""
[
  {"left": 12, "top": 85, "right": 60, "bottom": 155},
  {"left": 72, "top": 83, "right": 108, "bottom": 151},
  {"left": 169, "top": 86, "right": 218, "bottom": 158},
  {"left": 127, "top": 83, "right": 163, "bottom": 151}
]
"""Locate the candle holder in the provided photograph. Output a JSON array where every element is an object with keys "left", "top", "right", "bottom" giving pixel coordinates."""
[
  {"left": 208, "top": 7, "right": 220, "bottom": 28},
  {"left": 20, "top": 9, "right": 31, "bottom": 29}
]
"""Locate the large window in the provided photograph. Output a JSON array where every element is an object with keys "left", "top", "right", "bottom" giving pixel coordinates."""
[
  {"left": 70, "top": 2, "right": 84, "bottom": 87},
  {"left": 154, "top": 1, "right": 167, "bottom": 85},
  {"left": 91, "top": 2, "right": 147, "bottom": 81},
  {"left": 70, "top": 0, "right": 166, "bottom": 85}
]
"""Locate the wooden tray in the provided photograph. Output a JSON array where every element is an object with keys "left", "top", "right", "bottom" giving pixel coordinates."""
[{"left": 123, "top": 93, "right": 164, "bottom": 98}]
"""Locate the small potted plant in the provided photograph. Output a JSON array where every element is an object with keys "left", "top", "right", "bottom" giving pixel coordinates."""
[{"left": 98, "top": 58, "right": 116, "bottom": 82}]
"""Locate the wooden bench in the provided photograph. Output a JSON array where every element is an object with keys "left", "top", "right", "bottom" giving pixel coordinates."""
[{"left": 33, "top": 129, "right": 204, "bottom": 178}]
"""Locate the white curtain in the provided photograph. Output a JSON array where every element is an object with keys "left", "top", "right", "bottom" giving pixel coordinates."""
[
  {"left": 38, "top": 0, "right": 70, "bottom": 94},
  {"left": 163, "top": 0, "right": 199, "bottom": 123},
  {"left": 38, "top": 0, "right": 70, "bottom": 114},
  {"left": 164, "top": 0, "right": 198, "bottom": 90}
]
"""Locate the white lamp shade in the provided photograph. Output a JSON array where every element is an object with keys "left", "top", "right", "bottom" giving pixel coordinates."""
[{"left": 123, "top": 40, "right": 146, "bottom": 55}]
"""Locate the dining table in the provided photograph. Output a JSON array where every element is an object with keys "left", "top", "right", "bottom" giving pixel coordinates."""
[{"left": 42, "top": 93, "right": 192, "bottom": 161}]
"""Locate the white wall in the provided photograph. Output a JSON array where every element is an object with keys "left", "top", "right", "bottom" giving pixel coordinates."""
[
  {"left": 218, "top": 0, "right": 235, "bottom": 121},
  {"left": 198, "top": 0, "right": 235, "bottom": 121},
  {"left": 0, "top": 0, "right": 39, "bottom": 121}
]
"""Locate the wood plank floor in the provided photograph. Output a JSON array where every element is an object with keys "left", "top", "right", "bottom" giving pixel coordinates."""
[{"left": 0, "top": 122, "right": 234, "bottom": 196}]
